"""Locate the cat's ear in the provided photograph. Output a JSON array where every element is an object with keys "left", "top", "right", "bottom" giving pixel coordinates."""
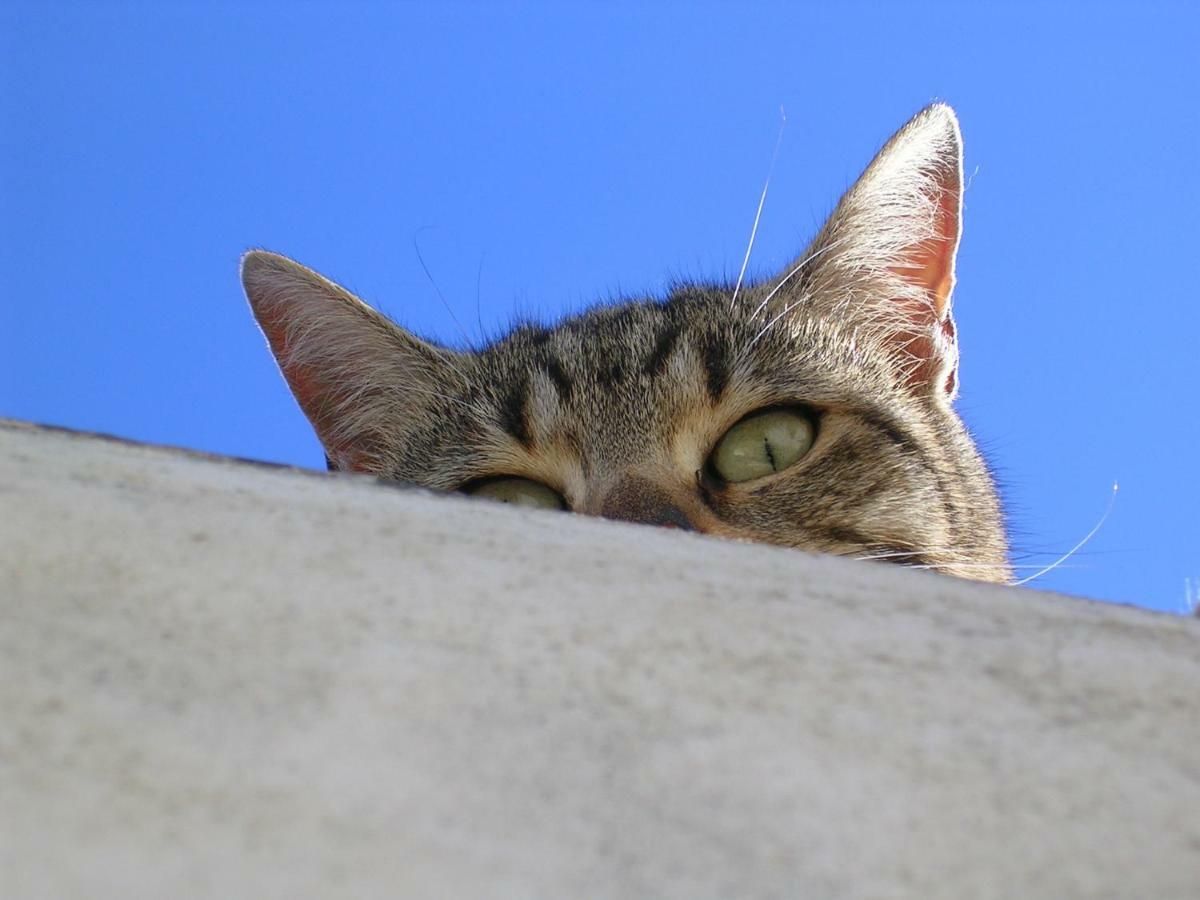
[
  {"left": 241, "top": 251, "right": 465, "bottom": 473},
  {"left": 786, "top": 103, "right": 965, "bottom": 400}
]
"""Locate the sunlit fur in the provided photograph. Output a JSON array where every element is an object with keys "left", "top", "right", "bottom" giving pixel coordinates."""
[{"left": 242, "top": 104, "right": 1011, "bottom": 583}]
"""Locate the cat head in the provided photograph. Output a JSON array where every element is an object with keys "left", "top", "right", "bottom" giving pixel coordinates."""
[{"left": 242, "top": 104, "right": 1010, "bottom": 583}]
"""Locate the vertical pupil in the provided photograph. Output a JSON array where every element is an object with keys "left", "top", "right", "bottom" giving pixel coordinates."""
[{"left": 762, "top": 435, "right": 777, "bottom": 471}]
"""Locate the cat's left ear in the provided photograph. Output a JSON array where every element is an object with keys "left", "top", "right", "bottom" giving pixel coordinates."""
[
  {"left": 241, "top": 251, "right": 466, "bottom": 474},
  {"left": 785, "top": 103, "right": 965, "bottom": 400}
]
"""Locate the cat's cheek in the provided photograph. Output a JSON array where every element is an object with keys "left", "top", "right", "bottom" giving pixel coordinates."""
[
  {"left": 693, "top": 486, "right": 776, "bottom": 543},
  {"left": 701, "top": 479, "right": 824, "bottom": 549}
]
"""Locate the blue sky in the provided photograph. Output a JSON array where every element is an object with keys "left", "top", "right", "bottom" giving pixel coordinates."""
[{"left": 2, "top": 1, "right": 1196, "bottom": 612}]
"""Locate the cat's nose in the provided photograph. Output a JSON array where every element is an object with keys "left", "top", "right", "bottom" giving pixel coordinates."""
[{"left": 597, "top": 474, "right": 698, "bottom": 532}]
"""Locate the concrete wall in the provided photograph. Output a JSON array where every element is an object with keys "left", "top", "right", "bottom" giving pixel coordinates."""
[{"left": 2, "top": 418, "right": 1198, "bottom": 899}]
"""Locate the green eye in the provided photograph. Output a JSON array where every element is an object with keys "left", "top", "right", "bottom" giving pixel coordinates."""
[
  {"left": 466, "top": 477, "right": 565, "bottom": 510},
  {"left": 710, "top": 408, "right": 816, "bottom": 483}
]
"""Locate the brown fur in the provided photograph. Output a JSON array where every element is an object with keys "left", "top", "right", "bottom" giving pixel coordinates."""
[{"left": 242, "top": 105, "right": 1011, "bottom": 583}]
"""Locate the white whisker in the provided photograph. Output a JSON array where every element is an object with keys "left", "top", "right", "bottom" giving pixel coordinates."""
[
  {"left": 1014, "top": 482, "right": 1120, "bottom": 586},
  {"left": 413, "top": 227, "right": 475, "bottom": 350},
  {"left": 748, "top": 233, "right": 852, "bottom": 323},
  {"left": 748, "top": 296, "right": 804, "bottom": 349},
  {"left": 740, "top": 241, "right": 854, "bottom": 355},
  {"left": 729, "top": 106, "right": 787, "bottom": 311},
  {"left": 851, "top": 550, "right": 1055, "bottom": 571},
  {"left": 914, "top": 563, "right": 1077, "bottom": 572}
]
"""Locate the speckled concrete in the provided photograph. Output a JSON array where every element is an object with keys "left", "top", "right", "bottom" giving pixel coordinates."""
[{"left": 1, "top": 419, "right": 1198, "bottom": 900}]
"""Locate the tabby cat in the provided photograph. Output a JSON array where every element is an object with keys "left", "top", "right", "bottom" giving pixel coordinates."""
[{"left": 242, "top": 104, "right": 1011, "bottom": 583}]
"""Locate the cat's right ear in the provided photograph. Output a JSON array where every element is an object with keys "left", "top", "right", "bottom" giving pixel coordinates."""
[{"left": 241, "top": 251, "right": 465, "bottom": 473}]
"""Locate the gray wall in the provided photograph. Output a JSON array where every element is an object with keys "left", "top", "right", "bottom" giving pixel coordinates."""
[{"left": 2, "top": 420, "right": 1198, "bottom": 899}]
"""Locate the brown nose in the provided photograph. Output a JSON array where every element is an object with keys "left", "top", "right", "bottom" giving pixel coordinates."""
[{"left": 598, "top": 475, "right": 697, "bottom": 531}]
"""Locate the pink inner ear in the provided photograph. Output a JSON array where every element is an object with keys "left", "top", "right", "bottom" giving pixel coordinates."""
[
  {"left": 253, "top": 294, "right": 377, "bottom": 472},
  {"left": 253, "top": 298, "right": 316, "bottom": 417},
  {"left": 889, "top": 169, "right": 960, "bottom": 316},
  {"left": 886, "top": 170, "right": 962, "bottom": 396}
]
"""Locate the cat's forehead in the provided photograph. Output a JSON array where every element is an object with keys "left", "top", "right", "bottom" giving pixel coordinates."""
[
  {"left": 481, "top": 291, "right": 740, "bottom": 401},
  {"left": 473, "top": 285, "right": 871, "bottom": 406},
  {"left": 460, "top": 287, "right": 878, "bottom": 471}
]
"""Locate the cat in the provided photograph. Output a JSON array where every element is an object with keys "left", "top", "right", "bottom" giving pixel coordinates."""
[{"left": 241, "top": 103, "right": 1011, "bottom": 584}]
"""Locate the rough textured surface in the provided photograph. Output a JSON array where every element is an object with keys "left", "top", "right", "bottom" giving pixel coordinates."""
[{"left": 1, "top": 419, "right": 1198, "bottom": 900}]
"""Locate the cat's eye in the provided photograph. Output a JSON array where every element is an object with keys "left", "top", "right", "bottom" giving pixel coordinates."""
[
  {"left": 465, "top": 477, "right": 565, "bottom": 510},
  {"left": 709, "top": 408, "right": 816, "bottom": 483}
]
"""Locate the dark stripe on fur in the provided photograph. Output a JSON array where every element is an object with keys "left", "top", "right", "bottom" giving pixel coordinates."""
[
  {"left": 643, "top": 324, "right": 680, "bottom": 378},
  {"left": 856, "top": 408, "right": 919, "bottom": 452},
  {"left": 699, "top": 332, "right": 729, "bottom": 401},
  {"left": 596, "top": 362, "right": 626, "bottom": 389},
  {"left": 498, "top": 378, "right": 532, "bottom": 448},
  {"left": 825, "top": 525, "right": 881, "bottom": 547},
  {"left": 540, "top": 355, "right": 574, "bottom": 401}
]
